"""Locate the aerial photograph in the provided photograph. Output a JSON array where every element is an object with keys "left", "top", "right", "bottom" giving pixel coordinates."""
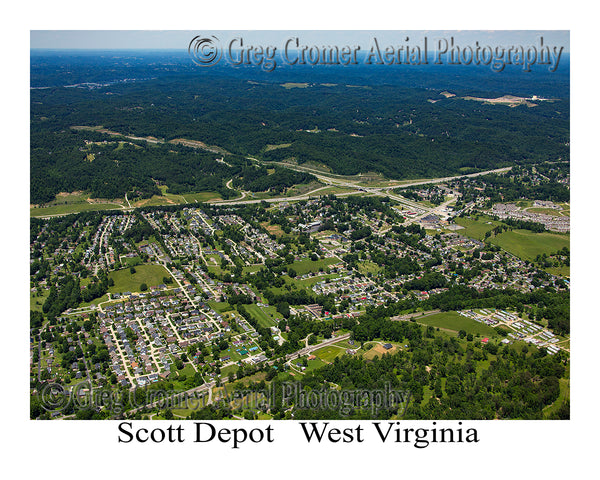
[{"left": 30, "top": 30, "right": 570, "bottom": 421}]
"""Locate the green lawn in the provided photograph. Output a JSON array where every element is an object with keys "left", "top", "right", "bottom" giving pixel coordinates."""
[
  {"left": 242, "top": 265, "right": 262, "bottom": 274},
  {"left": 30, "top": 290, "right": 50, "bottom": 312},
  {"left": 122, "top": 256, "right": 142, "bottom": 267},
  {"left": 453, "top": 215, "right": 501, "bottom": 240},
  {"left": 417, "top": 311, "right": 498, "bottom": 337},
  {"left": 488, "top": 229, "right": 570, "bottom": 262},
  {"left": 290, "top": 257, "right": 340, "bottom": 275},
  {"left": 313, "top": 345, "right": 347, "bottom": 363},
  {"left": 304, "top": 357, "right": 327, "bottom": 372},
  {"left": 545, "top": 265, "right": 570, "bottom": 277},
  {"left": 108, "top": 264, "right": 171, "bottom": 294},
  {"left": 208, "top": 301, "right": 233, "bottom": 313},
  {"left": 245, "top": 304, "right": 280, "bottom": 328}
]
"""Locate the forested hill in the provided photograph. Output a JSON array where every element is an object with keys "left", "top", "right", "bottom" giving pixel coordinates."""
[{"left": 31, "top": 52, "right": 569, "bottom": 203}]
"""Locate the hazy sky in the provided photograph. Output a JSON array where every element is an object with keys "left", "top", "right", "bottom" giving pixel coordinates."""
[{"left": 31, "top": 30, "right": 569, "bottom": 51}]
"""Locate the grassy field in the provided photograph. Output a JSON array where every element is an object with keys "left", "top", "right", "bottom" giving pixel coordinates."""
[
  {"left": 453, "top": 215, "right": 502, "bottom": 240},
  {"left": 245, "top": 304, "right": 280, "bottom": 328},
  {"left": 358, "top": 261, "right": 382, "bottom": 275},
  {"left": 313, "top": 345, "right": 347, "bottom": 363},
  {"left": 208, "top": 301, "right": 233, "bottom": 313},
  {"left": 108, "top": 264, "right": 171, "bottom": 294},
  {"left": 292, "top": 273, "right": 341, "bottom": 287},
  {"left": 285, "top": 181, "right": 324, "bottom": 197},
  {"left": 543, "top": 378, "right": 570, "bottom": 418},
  {"left": 417, "top": 311, "right": 498, "bottom": 337},
  {"left": 290, "top": 257, "right": 340, "bottom": 275},
  {"left": 260, "top": 222, "right": 285, "bottom": 238},
  {"left": 281, "top": 82, "right": 309, "bottom": 89},
  {"left": 264, "top": 143, "right": 292, "bottom": 152},
  {"left": 30, "top": 290, "right": 50, "bottom": 312},
  {"left": 182, "top": 192, "right": 223, "bottom": 203},
  {"left": 133, "top": 195, "right": 181, "bottom": 208},
  {"left": 31, "top": 201, "right": 124, "bottom": 217},
  {"left": 31, "top": 191, "right": 126, "bottom": 216},
  {"left": 363, "top": 342, "right": 399, "bottom": 360},
  {"left": 122, "top": 256, "right": 142, "bottom": 267},
  {"left": 488, "top": 229, "right": 570, "bottom": 262},
  {"left": 545, "top": 265, "right": 570, "bottom": 277},
  {"left": 526, "top": 207, "right": 567, "bottom": 217},
  {"left": 313, "top": 186, "right": 358, "bottom": 195}
]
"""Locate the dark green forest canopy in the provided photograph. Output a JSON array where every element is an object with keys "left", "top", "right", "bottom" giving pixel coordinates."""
[{"left": 31, "top": 73, "right": 569, "bottom": 203}]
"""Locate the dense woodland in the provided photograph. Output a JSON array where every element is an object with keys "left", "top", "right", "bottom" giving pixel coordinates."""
[{"left": 31, "top": 53, "right": 569, "bottom": 204}]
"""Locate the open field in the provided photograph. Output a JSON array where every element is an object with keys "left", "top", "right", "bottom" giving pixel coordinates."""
[
  {"left": 313, "top": 186, "right": 359, "bottom": 195},
  {"left": 416, "top": 311, "right": 498, "bottom": 337},
  {"left": 31, "top": 201, "right": 124, "bottom": 217},
  {"left": 281, "top": 82, "right": 309, "bottom": 89},
  {"left": 245, "top": 304, "right": 280, "bottom": 328},
  {"left": 122, "top": 256, "right": 142, "bottom": 267},
  {"left": 260, "top": 222, "right": 285, "bottom": 238},
  {"left": 264, "top": 143, "right": 292, "bottom": 152},
  {"left": 543, "top": 378, "right": 570, "bottom": 418},
  {"left": 488, "top": 229, "right": 570, "bottom": 262},
  {"left": 313, "top": 345, "right": 347, "bottom": 363},
  {"left": 526, "top": 207, "right": 568, "bottom": 217},
  {"left": 30, "top": 290, "right": 50, "bottom": 312},
  {"left": 208, "top": 301, "right": 233, "bottom": 314},
  {"left": 133, "top": 195, "right": 179, "bottom": 208},
  {"left": 461, "top": 95, "right": 538, "bottom": 107},
  {"left": 363, "top": 343, "right": 398, "bottom": 360},
  {"left": 242, "top": 265, "right": 262, "bottom": 274},
  {"left": 292, "top": 273, "right": 341, "bottom": 287},
  {"left": 289, "top": 257, "right": 340, "bottom": 275},
  {"left": 453, "top": 215, "right": 502, "bottom": 240},
  {"left": 108, "top": 264, "right": 171, "bottom": 294},
  {"left": 545, "top": 266, "right": 570, "bottom": 277},
  {"left": 285, "top": 181, "right": 326, "bottom": 197},
  {"left": 182, "top": 191, "right": 223, "bottom": 203},
  {"left": 358, "top": 261, "right": 382, "bottom": 275}
]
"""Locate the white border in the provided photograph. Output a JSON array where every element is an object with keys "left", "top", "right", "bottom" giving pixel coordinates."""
[{"left": 6, "top": 1, "right": 598, "bottom": 478}]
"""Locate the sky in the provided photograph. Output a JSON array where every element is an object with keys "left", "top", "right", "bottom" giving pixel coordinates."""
[{"left": 30, "top": 30, "right": 570, "bottom": 52}]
